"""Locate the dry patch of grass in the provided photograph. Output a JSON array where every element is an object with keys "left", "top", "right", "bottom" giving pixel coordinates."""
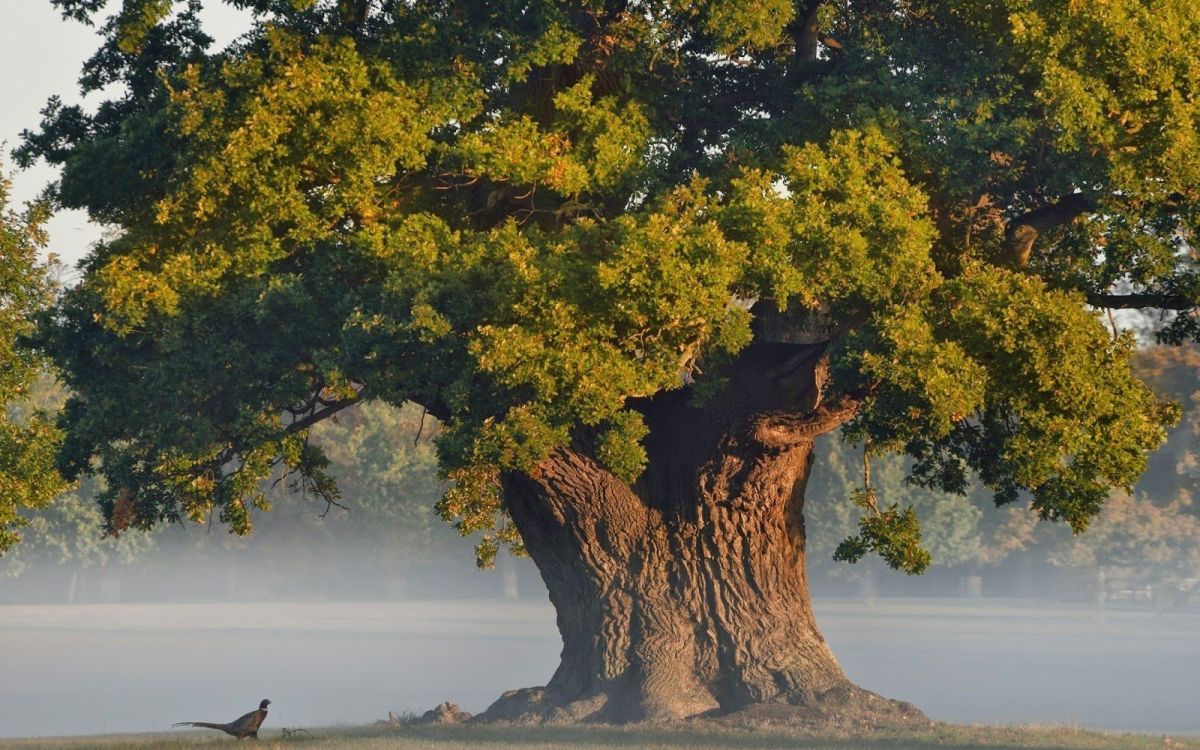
[{"left": 2, "top": 723, "right": 1196, "bottom": 750}]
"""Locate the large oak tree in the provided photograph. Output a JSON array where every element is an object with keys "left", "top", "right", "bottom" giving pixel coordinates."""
[{"left": 18, "top": 0, "right": 1200, "bottom": 724}]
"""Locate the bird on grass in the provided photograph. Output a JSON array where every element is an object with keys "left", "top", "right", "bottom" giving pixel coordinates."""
[{"left": 173, "top": 698, "right": 271, "bottom": 739}]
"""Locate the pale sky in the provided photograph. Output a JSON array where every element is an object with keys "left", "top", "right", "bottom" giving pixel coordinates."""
[{"left": 1, "top": 1, "right": 250, "bottom": 269}]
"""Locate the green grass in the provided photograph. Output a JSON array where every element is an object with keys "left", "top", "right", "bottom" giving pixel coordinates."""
[{"left": 2, "top": 723, "right": 1196, "bottom": 750}]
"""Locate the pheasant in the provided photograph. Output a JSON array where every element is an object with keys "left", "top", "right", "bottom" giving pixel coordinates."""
[{"left": 173, "top": 699, "right": 271, "bottom": 739}]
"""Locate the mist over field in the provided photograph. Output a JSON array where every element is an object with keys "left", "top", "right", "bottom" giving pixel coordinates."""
[{"left": 2, "top": 584, "right": 1199, "bottom": 739}]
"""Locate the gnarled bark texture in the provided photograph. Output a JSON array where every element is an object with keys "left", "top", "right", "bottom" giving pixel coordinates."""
[{"left": 480, "top": 342, "right": 925, "bottom": 726}]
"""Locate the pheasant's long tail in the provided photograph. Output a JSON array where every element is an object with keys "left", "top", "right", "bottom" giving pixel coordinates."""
[{"left": 172, "top": 721, "right": 229, "bottom": 731}]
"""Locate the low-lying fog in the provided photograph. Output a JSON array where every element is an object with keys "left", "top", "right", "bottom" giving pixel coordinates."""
[{"left": 1, "top": 557, "right": 1198, "bottom": 739}]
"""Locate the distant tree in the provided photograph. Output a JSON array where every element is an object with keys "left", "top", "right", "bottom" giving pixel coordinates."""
[
  {"left": 0, "top": 484, "right": 157, "bottom": 601},
  {"left": 0, "top": 172, "right": 67, "bottom": 553},
  {"left": 309, "top": 401, "right": 450, "bottom": 564},
  {"left": 974, "top": 505, "right": 1043, "bottom": 568},
  {"left": 807, "top": 437, "right": 982, "bottom": 576},
  {"left": 235, "top": 400, "right": 467, "bottom": 591},
  {"left": 21, "top": 0, "right": 1200, "bottom": 724},
  {"left": 1048, "top": 492, "right": 1200, "bottom": 603},
  {"left": 2, "top": 371, "right": 152, "bottom": 598},
  {"left": 1132, "top": 346, "right": 1200, "bottom": 507}
]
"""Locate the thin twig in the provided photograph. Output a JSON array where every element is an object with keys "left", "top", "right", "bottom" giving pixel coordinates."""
[
  {"left": 319, "top": 496, "right": 349, "bottom": 519},
  {"left": 861, "top": 439, "right": 880, "bottom": 517},
  {"left": 280, "top": 727, "right": 313, "bottom": 740},
  {"left": 414, "top": 406, "right": 428, "bottom": 447}
]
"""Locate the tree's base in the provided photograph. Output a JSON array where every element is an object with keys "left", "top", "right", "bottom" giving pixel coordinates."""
[
  {"left": 475, "top": 684, "right": 930, "bottom": 730},
  {"left": 475, "top": 687, "right": 605, "bottom": 724},
  {"left": 707, "top": 688, "right": 930, "bottom": 732}
]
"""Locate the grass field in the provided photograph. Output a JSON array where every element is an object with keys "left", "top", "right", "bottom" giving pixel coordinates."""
[{"left": 1, "top": 723, "right": 1197, "bottom": 750}]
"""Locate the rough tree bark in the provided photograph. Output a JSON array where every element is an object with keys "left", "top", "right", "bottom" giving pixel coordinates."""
[{"left": 480, "top": 339, "right": 926, "bottom": 726}]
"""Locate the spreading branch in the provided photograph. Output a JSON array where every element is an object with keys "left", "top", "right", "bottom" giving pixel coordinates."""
[
  {"left": 1005, "top": 194, "right": 1096, "bottom": 269},
  {"left": 752, "top": 392, "right": 864, "bottom": 448},
  {"left": 285, "top": 378, "right": 327, "bottom": 418},
  {"left": 283, "top": 396, "right": 361, "bottom": 434},
  {"left": 1086, "top": 292, "right": 1196, "bottom": 311}
]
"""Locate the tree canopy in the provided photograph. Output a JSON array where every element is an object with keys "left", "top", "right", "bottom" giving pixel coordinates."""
[{"left": 18, "top": 0, "right": 1200, "bottom": 569}]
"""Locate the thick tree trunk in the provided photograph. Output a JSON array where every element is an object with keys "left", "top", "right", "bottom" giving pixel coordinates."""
[{"left": 480, "top": 343, "right": 924, "bottom": 726}]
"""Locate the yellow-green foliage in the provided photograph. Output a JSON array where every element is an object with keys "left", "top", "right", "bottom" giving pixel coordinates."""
[
  {"left": 1009, "top": 0, "right": 1200, "bottom": 199},
  {"left": 841, "top": 265, "right": 1176, "bottom": 531},
  {"left": 725, "top": 127, "right": 939, "bottom": 311},
  {"left": 458, "top": 76, "right": 651, "bottom": 196},
  {"left": 0, "top": 175, "right": 68, "bottom": 553},
  {"left": 674, "top": 0, "right": 796, "bottom": 53}
]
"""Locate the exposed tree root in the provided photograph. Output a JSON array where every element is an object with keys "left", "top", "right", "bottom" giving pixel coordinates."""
[{"left": 475, "top": 683, "right": 929, "bottom": 730}]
